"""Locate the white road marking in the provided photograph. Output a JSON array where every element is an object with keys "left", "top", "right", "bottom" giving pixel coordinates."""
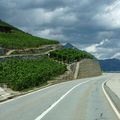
[
  {"left": 102, "top": 81, "right": 120, "bottom": 120},
  {"left": 35, "top": 79, "right": 94, "bottom": 120},
  {"left": 0, "top": 83, "right": 63, "bottom": 105},
  {"left": 0, "top": 78, "right": 90, "bottom": 105}
]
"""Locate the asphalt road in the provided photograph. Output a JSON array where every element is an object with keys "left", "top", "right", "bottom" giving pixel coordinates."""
[{"left": 0, "top": 73, "right": 119, "bottom": 120}]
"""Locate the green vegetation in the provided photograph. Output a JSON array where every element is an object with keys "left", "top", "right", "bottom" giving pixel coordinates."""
[
  {"left": 0, "top": 20, "right": 11, "bottom": 27},
  {"left": 0, "top": 20, "right": 59, "bottom": 49},
  {"left": 0, "top": 58, "right": 66, "bottom": 91},
  {"left": 0, "top": 31, "right": 59, "bottom": 49},
  {"left": 50, "top": 48, "right": 94, "bottom": 63}
]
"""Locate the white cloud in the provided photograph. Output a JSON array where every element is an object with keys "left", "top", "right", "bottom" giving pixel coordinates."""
[
  {"left": 94, "top": 0, "right": 120, "bottom": 29},
  {"left": 112, "top": 53, "right": 120, "bottom": 59},
  {"left": 38, "top": 29, "right": 51, "bottom": 36},
  {"left": 85, "top": 39, "right": 109, "bottom": 53},
  {"left": 34, "top": 28, "right": 66, "bottom": 41},
  {"left": 31, "top": 7, "right": 77, "bottom": 25}
]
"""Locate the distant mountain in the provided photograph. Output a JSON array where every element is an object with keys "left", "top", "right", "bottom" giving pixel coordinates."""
[
  {"left": 99, "top": 58, "right": 120, "bottom": 72},
  {"left": 63, "top": 43, "right": 79, "bottom": 50}
]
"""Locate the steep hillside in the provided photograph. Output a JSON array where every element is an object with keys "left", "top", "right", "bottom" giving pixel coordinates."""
[
  {"left": 0, "top": 20, "right": 102, "bottom": 93},
  {"left": 50, "top": 48, "right": 94, "bottom": 63},
  {"left": 0, "top": 19, "right": 14, "bottom": 27},
  {"left": 50, "top": 48, "right": 101, "bottom": 79},
  {"left": 0, "top": 20, "right": 59, "bottom": 49}
]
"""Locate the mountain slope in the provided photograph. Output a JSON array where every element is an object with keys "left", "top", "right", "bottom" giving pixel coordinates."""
[
  {"left": 99, "top": 59, "right": 120, "bottom": 72},
  {"left": 0, "top": 20, "right": 59, "bottom": 49},
  {"left": 50, "top": 48, "right": 94, "bottom": 63},
  {"left": 63, "top": 43, "right": 79, "bottom": 50},
  {"left": 0, "top": 19, "right": 12, "bottom": 27}
]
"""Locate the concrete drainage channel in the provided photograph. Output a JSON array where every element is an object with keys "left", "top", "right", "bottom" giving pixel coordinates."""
[
  {"left": 102, "top": 80, "right": 120, "bottom": 119},
  {"left": 0, "top": 87, "right": 12, "bottom": 102}
]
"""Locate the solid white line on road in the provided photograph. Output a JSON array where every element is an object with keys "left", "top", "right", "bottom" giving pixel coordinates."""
[
  {"left": 0, "top": 76, "right": 98, "bottom": 105},
  {"left": 0, "top": 75, "right": 98, "bottom": 106},
  {"left": 0, "top": 83, "right": 62, "bottom": 105},
  {"left": 34, "top": 79, "right": 94, "bottom": 120},
  {"left": 102, "top": 81, "right": 120, "bottom": 120}
]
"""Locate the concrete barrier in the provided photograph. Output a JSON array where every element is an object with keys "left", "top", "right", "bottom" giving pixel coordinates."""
[{"left": 104, "top": 79, "right": 120, "bottom": 118}]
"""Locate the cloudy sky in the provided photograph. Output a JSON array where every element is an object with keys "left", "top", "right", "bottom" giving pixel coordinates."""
[{"left": 0, "top": 0, "right": 120, "bottom": 59}]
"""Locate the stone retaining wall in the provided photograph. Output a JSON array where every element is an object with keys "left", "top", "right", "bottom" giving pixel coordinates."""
[
  {"left": 56, "top": 59, "right": 102, "bottom": 81},
  {"left": 77, "top": 59, "right": 102, "bottom": 78},
  {"left": 0, "top": 54, "right": 45, "bottom": 62}
]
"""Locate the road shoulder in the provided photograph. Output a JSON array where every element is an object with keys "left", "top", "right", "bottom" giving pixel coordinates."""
[{"left": 102, "top": 79, "right": 120, "bottom": 119}]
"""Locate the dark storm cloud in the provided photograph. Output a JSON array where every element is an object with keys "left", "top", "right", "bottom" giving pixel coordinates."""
[
  {"left": 21, "top": 0, "right": 66, "bottom": 10},
  {"left": 0, "top": 0, "right": 120, "bottom": 59}
]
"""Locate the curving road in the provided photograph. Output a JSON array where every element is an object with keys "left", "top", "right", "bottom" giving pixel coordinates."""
[{"left": 0, "top": 73, "right": 119, "bottom": 120}]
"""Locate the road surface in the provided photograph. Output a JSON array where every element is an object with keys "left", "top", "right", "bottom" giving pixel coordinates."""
[{"left": 0, "top": 73, "right": 119, "bottom": 120}]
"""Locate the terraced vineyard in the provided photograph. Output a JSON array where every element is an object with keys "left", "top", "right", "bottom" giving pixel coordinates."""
[
  {"left": 50, "top": 48, "right": 94, "bottom": 63},
  {"left": 0, "top": 20, "right": 59, "bottom": 49},
  {"left": 0, "top": 57, "right": 66, "bottom": 91},
  {"left": 0, "top": 31, "right": 58, "bottom": 49}
]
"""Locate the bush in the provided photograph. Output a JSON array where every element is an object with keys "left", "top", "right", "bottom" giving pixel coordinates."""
[
  {"left": 50, "top": 48, "right": 94, "bottom": 63},
  {"left": 0, "top": 31, "right": 59, "bottom": 49},
  {"left": 0, "top": 58, "right": 66, "bottom": 91}
]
